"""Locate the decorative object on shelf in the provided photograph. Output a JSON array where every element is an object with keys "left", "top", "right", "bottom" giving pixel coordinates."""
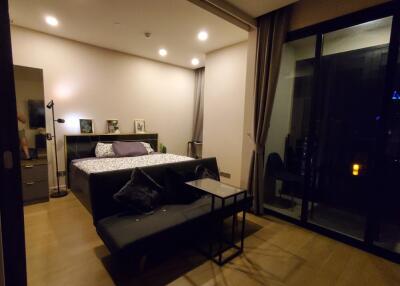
[
  {"left": 133, "top": 119, "right": 146, "bottom": 134},
  {"left": 46, "top": 100, "right": 68, "bottom": 198},
  {"left": 106, "top": 119, "right": 120, "bottom": 134},
  {"left": 79, "top": 118, "right": 94, "bottom": 134},
  {"left": 159, "top": 142, "right": 167, "bottom": 153}
]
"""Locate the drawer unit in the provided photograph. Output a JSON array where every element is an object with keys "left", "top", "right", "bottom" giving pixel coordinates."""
[
  {"left": 21, "top": 159, "right": 49, "bottom": 204},
  {"left": 21, "top": 163, "right": 48, "bottom": 182},
  {"left": 22, "top": 180, "right": 49, "bottom": 202}
]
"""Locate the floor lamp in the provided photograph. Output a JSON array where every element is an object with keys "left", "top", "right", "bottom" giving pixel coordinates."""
[{"left": 46, "top": 100, "right": 68, "bottom": 198}]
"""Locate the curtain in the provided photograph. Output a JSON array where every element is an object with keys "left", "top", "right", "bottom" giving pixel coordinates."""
[
  {"left": 192, "top": 67, "right": 205, "bottom": 142},
  {"left": 248, "top": 7, "right": 290, "bottom": 214}
]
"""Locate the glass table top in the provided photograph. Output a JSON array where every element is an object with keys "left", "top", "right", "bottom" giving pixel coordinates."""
[{"left": 186, "top": 178, "right": 246, "bottom": 199}]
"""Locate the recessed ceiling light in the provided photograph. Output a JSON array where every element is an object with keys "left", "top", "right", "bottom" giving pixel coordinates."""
[
  {"left": 197, "top": 31, "right": 208, "bottom": 41},
  {"left": 45, "top": 15, "right": 59, "bottom": 27},
  {"left": 158, "top": 48, "right": 167, "bottom": 57},
  {"left": 191, "top": 58, "right": 200, "bottom": 66}
]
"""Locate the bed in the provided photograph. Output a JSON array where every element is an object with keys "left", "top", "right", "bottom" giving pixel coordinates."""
[{"left": 64, "top": 133, "right": 193, "bottom": 212}]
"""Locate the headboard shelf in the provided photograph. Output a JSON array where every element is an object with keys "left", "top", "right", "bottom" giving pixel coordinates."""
[{"left": 64, "top": 133, "right": 158, "bottom": 187}]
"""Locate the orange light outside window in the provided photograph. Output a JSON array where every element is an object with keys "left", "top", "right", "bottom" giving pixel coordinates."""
[{"left": 352, "top": 164, "right": 360, "bottom": 176}]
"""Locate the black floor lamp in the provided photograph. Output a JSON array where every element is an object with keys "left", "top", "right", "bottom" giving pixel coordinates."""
[{"left": 47, "top": 100, "right": 68, "bottom": 198}]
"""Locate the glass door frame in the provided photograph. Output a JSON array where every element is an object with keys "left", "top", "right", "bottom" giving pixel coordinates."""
[{"left": 264, "top": 1, "right": 400, "bottom": 263}]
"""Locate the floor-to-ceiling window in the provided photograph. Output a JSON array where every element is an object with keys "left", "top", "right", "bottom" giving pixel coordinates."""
[
  {"left": 373, "top": 26, "right": 400, "bottom": 253},
  {"left": 264, "top": 36, "right": 316, "bottom": 219},
  {"left": 308, "top": 16, "right": 393, "bottom": 240},
  {"left": 264, "top": 3, "right": 400, "bottom": 261}
]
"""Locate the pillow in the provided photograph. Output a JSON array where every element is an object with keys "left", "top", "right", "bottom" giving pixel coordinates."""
[
  {"left": 141, "top": 142, "right": 155, "bottom": 154},
  {"left": 95, "top": 142, "right": 116, "bottom": 158},
  {"left": 112, "top": 141, "right": 148, "bottom": 157},
  {"left": 163, "top": 168, "right": 202, "bottom": 204},
  {"left": 113, "top": 168, "right": 163, "bottom": 214}
]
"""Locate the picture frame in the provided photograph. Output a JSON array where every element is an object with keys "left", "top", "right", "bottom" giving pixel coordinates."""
[
  {"left": 79, "top": 119, "right": 94, "bottom": 134},
  {"left": 133, "top": 119, "right": 146, "bottom": 134},
  {"left": 106, "top": 119, "right": 120, "bottom": 134}
]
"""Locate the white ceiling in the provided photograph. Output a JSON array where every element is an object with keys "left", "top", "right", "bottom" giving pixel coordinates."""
[
  {"left": 9, "top": 0, "right": 249, "bottom": 69},
  {"left": 225, "top": 0, "right": 298, "bottom": 18}
]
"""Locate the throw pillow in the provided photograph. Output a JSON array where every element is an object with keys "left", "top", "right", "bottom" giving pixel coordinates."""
[
  {"left": 113, "top": 168, "right": 163, "bottom": 214},
  {"left": 194, "top": 164, "right": 220, "bottom": 181},
  {"left": 95, "top": 142, "right": 116, "bottom": 158},
  {"left": 141, "top": 142, "right": 155, "bottom": 154},
  {"left": 112, "top": 141, "right": 148, "bottom": 157}
]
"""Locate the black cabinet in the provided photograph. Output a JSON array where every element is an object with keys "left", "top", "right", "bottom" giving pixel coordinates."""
[{"left": 21, "top": 158, "right": 49, "bottom": 204}]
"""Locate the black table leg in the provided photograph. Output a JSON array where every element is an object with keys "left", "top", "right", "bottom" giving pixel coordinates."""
[
  {"left": 209, "top": 195, "right": 215, "bottom": 258},
  {"left": 196, "top": 189, "right": 248, "bottom": 266},
  {"left": 240, "top": 192, "right": 247, "bottom": 251},
  {"left": 218, "top": 198, "right": 225, "bottom": 264},
  {"left": 231, "top": 194, "right": 237, "bottom": 245}
]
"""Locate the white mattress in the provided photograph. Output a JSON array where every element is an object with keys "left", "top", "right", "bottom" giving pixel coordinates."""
[{"left": 73, "top": 153, "right": 193, "bottom": 174}]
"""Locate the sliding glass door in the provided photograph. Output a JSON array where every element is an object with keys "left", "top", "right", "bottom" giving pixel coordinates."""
[
  {"left": 264, "top": 36, "right": 316, "bottom": 219},
  {"left": 264, "top": 2, "right": 400, "bottom": 260},
  {"left": 308, "top": 16, "right": 393, "bottom": 239},
  {"left": 265, "top": 11, "right": 400, "bottom": 257},
  {"left": 374, "top": 99, "right": 400, "bottom": 253},
  {"left": 373, "top": 22, "right": 400, "bottom": 253}
]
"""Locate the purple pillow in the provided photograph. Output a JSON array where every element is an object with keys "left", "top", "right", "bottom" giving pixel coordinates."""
[{"left": 112, "top": 141, "right": 148, "bottom": 157}]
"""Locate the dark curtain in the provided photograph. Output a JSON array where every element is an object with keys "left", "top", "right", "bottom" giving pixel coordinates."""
[
  {"left": 248, "top": 7, "right": 290, "bottom": 214},
  {"left": 192, "top": 67, "right": 205, "bottom": 142}
]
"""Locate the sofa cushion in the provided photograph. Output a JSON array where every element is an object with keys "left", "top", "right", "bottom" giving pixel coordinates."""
[
  {"left": 90, "top": 158, "right": 220, "bottom": 225},
  {"left": 113, "top": 168, "right": 163, "bottom": 214},
  {"left": 97, "top": 196, "right": 210, "bottom": 254},
  {"left": 97, "top": 194, "right": 249, "bottom": 254}
]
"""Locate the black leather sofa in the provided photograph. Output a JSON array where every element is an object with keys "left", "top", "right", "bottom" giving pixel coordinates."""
[{"left": 90, "top": 158, "right": 251, "bottom": 256}]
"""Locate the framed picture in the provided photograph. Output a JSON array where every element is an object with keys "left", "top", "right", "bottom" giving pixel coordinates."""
[
  {"left": 133, "top": 119, "right": 146, "bottom": 134},
  {"left": 106, "top": 119, "right": 120, "bottom": 134},
  {"left": 79, "top": 119, "right": 94, "bottom": 134}
]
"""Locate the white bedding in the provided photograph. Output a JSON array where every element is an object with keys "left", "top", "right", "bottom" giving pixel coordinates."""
[{"left": 73, "top": 153, "right": 193, "bottom": 174}]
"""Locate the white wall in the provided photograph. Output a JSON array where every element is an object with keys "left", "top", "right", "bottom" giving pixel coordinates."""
[
  {"left": 11, "top": 26, "right": 195, "bottom": 187},
  {"left": 203, "top": 42, "right": 248, "bottom": 187}
]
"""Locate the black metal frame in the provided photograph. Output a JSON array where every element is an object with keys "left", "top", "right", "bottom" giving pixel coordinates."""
[
  {"left": 265, "top": 1, "right": 400, "bottom": 264},
  {"left": 0, "top": 0, "right": 28, "bottom": 284},
  {"left": 47, "top": 100, "right": 68, "bottom": 198},
  {"left": 287, "top": 2, "right": 398, "bottom": 42},
  {"left": 208, "top": 192, "right": 247, "bottom": 266}
]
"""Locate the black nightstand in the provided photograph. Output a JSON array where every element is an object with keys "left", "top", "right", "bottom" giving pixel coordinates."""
[{"left": 21, "top": 158, "right": 49, "bottom": 204}]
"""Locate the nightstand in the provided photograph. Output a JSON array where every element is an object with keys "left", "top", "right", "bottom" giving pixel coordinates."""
[{"left": 21, "top": 158, "right": 49, "bottom": 204}]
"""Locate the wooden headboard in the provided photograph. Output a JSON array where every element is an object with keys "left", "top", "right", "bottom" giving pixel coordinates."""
[{"left": 64, "top": 133, "right": 158, "bottom": 187}]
